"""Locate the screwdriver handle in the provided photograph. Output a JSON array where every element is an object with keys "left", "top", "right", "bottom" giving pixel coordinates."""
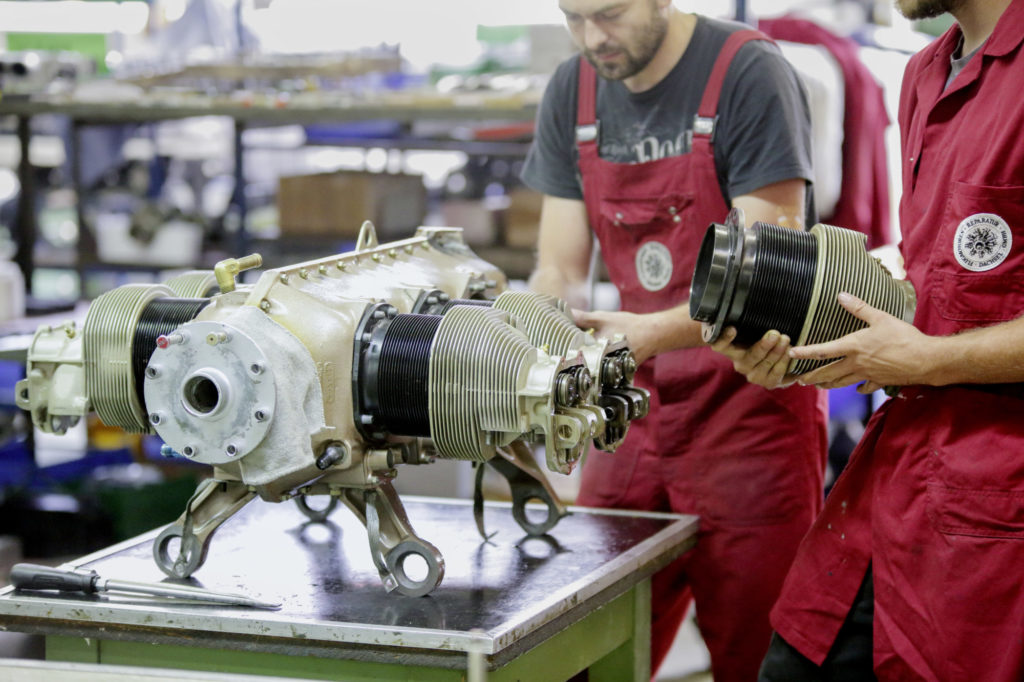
[{"left": 10, "top": 563, "right": 100, "bottom": 594}]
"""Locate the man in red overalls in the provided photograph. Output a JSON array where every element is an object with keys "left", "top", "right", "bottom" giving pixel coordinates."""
[
  {"left": 714, "top": 0, "right": 1024, "bottom": 679},
  {"left": 520, "top": 1, "right": 829, "bottom": 680}
]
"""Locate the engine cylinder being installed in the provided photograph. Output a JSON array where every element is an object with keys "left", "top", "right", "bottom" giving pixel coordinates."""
[{"left": 690, "top": 208, "right": 917, "bottom": 374}]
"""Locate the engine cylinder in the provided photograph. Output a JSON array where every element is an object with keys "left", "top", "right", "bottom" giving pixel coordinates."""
[{"left": 690, "top": 210, "right": 916, "bottom": 374}]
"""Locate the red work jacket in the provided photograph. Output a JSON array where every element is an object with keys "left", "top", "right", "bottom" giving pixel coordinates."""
[{"left": 771, "top": 3, "right": 1024, "bottom": 679}]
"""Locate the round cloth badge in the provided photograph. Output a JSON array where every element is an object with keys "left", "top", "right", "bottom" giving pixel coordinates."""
[
  {"left": 635, "top": 241, "right": 673, "bottom": 291},
  {"left": 954, "top": 213, "right": 1013, "bottom": 272}
]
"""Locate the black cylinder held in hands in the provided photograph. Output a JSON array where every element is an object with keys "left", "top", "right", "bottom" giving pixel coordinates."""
[
  {"left": 690, "top": 209, "right": 817, "bottom": 345},
  {"left": 690, "top": 208, "right": 916, "bottom": 375}
]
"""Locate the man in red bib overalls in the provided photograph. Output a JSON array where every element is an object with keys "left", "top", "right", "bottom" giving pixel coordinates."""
[
  {"left": 520, "top": 2, "right": 829, "bottom": 680},
  {"left": 713, "top": 0, "right": 1024, "bottom": 679}
]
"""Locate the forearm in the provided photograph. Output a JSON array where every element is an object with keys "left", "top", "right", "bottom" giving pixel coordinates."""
[
  {"left": 642, "top": 303, "right": 707, "bottom": 354},
  {"left": 528, "top": 266, "right": 590, "bottom": 310},
  {"left": 575, "top": 301, "right": 706, "bottom": 363},
  {"left": 921, "top": 316, "right": 1024, "bottom": 386}
]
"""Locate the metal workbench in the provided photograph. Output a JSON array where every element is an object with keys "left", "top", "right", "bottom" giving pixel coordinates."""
[{"left": 0, "top": 496, "right": 698, "bottom": 681}]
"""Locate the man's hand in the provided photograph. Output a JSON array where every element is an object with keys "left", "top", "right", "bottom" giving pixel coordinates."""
[
  {"left": 709, "top": 326, "right": 797, "bottom": 389},
  {"left": 573, "top": 309, "right": 657, "bottom": 363},
  {"left": 789, "top": 292, "right": 931, "bottom": 393}
]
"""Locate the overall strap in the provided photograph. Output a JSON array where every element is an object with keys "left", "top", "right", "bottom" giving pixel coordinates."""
[
  {"left": 695, "top": 29, "right": 773, "bottom": 139},
  {"left": 575, "top": 56, "right": 599, "bottom": 145}
]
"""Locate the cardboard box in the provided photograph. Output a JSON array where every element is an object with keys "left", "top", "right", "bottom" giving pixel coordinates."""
[
  {"left": 440, "top": 199, "right": 498, "bottom": 247},
  {"left": 277, "top": 171, "right": 427, "bottom": 238},
  {"left": 502, "top": 188, "right": 543, "bottom": 249}
]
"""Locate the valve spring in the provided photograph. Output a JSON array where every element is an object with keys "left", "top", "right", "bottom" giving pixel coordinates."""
[
  {"left": 733, "top": 223, "right": 817, "bottom": 346},
  {"left": 438, "top": 299, "right": 493, "bottom": 315},
  {"left": 375, "top": 313, "right": 442, "bottom": 437},
  {"left": 133, "top": 298, "right": 210, "bottom": 406}
]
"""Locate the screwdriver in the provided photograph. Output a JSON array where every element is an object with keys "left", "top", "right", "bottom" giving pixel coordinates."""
[{"left": 9, "top": 563, "right": 280, "bottom": 610}]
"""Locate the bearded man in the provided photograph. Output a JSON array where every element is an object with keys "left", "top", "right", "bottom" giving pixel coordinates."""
[{"left": 520, "top": 2, "right": 828, "bottom": 680}]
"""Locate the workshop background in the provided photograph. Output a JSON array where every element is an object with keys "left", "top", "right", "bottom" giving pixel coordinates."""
[{"left": 0, "top": 1, "right": 950, "bottom": 680}]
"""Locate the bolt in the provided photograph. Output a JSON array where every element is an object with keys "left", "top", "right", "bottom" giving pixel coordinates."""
[
  {"left": 149, "top": 413, "right": 162, "bottom": 425},
  {"left": 182, "top": 445, "right": 197, "bottom": 458},
  {"left": 385, "top": 306, "right": 397, "bottom": 319},
  {"left": 388, "top": 249, "right": 397, "bottom": 258},
  {"left": 367, "top": 475, "right": 381, "bottom": 486},
  {"left": 279, "top": 273, "right": 290, "bottom": 284},
  {"left": 225, "top": 444, "right": 238, "bottom": 457},
  {"left": 318, "top": 265, "right": 327, "bottom": 275},
  {"left": 404, "top": 245, "right": 414, "bottom": 254},
  {"left": 372, "top": 253, "right": 381, "bottom": 262},
  {"left": 373, "top": 309, "right": 386, "bottom": 320},
  {"left": 206, "top": 331, "right": 229, "bottom": 346},
  {"left": 337, "top": 260, "right": 347, "bottom": 270},
  {"left": 159, "top": 444, "right": 177, "bottom": 458},
  {"left": 426, "top": 296, "right": 438, "bottom": 305},
  {"left": 439, "top": 293, "right": 450, "bottom": 302},
  {"left": 299, "top": 269, "right": 309, "bottom": 279},
  {"left": 259, "top": 299, "right": 271, "bottom": 312},
  {"left": 316, "top": 442, "right": 348, "bottom": 470},
  {"left": 485, "top": 279, "right": 497, "bottom": 288},
  {"left": 156, "top": 332, "right": 186, "bottom": 349}
]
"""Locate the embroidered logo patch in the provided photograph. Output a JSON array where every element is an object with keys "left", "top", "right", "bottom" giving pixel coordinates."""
[
  {"left": 953, "top": 213, "right": 1012, "bottom": 272},
  {"left": 635, "top": 241, "right": 673, "bottom": 291}
]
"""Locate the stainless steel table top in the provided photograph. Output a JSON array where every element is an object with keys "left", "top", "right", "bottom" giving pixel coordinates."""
[{"left": 0, "top": 495, "right": 697, "bottom": 666}]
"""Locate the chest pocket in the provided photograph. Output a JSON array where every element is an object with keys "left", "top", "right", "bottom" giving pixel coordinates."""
[
  {"left": 931, "top": 182, "right": 1024, "bottom": 324},
  {"left": 597, "top": 193, "right": 694, "bottom": 233}
]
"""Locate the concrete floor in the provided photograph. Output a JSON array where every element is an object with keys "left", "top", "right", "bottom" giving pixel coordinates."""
[{"left": 654, "top": 606, "right": 713, "bottom": 682}]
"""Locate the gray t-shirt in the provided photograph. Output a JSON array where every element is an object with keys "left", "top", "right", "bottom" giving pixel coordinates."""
[{"left": 521, "top": 15, "right": 816, "bottom": 224}]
